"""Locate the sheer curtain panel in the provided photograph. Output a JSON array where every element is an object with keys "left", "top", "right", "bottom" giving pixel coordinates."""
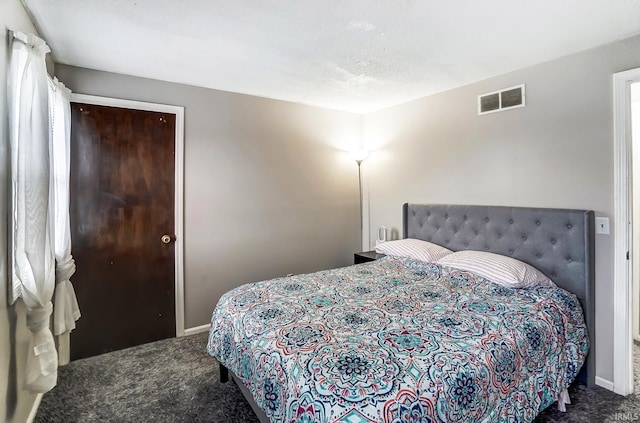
[
  {"left": 7, "top": 31, "right": 57, "bottom": 393},
  {"left": 49, "top": 77, "right": 80, "bottom": 366}
]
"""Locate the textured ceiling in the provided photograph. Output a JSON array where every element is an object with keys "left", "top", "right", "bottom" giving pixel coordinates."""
[{"left": 23, "top": 0, "right": 640, "bottom": 113}]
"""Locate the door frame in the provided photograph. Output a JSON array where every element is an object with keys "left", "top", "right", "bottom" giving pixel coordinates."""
[
  {"left": 71, "top": 93, "right": 186, "bottom": 337},
  {"left": 612, "top": 68, "right": 640, "bottom": 396}
]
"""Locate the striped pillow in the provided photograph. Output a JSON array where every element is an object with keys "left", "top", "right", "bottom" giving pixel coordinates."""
[
  {"left": 436, "top": 250, "right": 556, "bottom": 288},
  {"left": 375, "top": 238, "right": 452, "bottom": 263}
]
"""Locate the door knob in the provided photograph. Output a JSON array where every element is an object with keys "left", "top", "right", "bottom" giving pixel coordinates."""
[{"left": 161, "top": 235, "right": 173, "bottom": 244}]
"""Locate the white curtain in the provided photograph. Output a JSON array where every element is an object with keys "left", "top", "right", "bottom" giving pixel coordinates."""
[
  {"left": 48, "top": 77, "right": 80, "bottom": 365},
  {"left": 8, "top": 31, "right": 57, "bottom": 393}
]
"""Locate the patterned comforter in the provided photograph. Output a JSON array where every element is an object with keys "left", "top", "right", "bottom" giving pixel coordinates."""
[{"left": 207, "top": 256, "right": 588, "bottom": 423}]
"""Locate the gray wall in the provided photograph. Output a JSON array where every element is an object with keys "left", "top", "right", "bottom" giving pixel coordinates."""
[
  {"left": 54, "top": 65, "right": 362, "bottom": 328},
  {"left": 1, "top": 1, "right": 43, "bottom": 422},
  {"left": 363, "top": 33, "right": 640, "bottom": 383}
]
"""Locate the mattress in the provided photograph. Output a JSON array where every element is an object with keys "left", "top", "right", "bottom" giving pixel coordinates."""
[{"left": 207, "top": 256, "right": 588, "bottom": 422}]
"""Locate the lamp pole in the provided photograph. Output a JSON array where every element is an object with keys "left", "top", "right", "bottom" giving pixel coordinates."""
[
  {"left": 356, "top": 159, "right": 364, "bottom": 249},
  {"left": 350, "top": 149, "right": 369, "bottom": 251}
]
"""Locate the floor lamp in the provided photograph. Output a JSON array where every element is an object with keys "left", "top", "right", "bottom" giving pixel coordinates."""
[{"left": 350, "top": 149, "right": 369, "bottom": 250}]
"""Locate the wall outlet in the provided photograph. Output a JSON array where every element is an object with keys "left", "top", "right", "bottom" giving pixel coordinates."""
[{"left": 595, "top": 217, "right": 610, "bottom": 235}]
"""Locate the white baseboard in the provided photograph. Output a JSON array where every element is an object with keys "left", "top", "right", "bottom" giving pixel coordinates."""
[
  {"left": 183, "top": 324, "right": 210, "bottom": 336},
  {"left": 26, "top": 393, "right": 43, "bottom": 423},
  {"left": 595, "top": 376, "right": 614, "bottom": 392}
]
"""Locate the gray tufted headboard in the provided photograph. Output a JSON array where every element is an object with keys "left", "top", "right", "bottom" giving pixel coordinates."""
[{"left": 403, "top": 203, "right": 595, "bottom": 387}]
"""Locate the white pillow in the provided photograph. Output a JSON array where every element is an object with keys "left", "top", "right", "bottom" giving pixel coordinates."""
[
  {"left": 435, "top": 250, "right": 556, "bottom": 288},
  {"left": 375, "top": 238, "right": 452, "bottom": 263}
]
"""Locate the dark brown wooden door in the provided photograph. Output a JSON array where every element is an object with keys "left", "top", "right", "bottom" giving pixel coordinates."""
[{"left": 70, "top": 102, "right": 176, "bottom": 360}]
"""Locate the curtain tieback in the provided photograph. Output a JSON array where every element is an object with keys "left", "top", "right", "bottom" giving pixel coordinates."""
[
  {"left": 25, "top": 302, "right": 58, "bottom": 392},
  {"left": 55, "top": 257, "right": 76, "bottom": 282},
  {"left": 27, "top": 301, "right": 53, "bottom": 333}
]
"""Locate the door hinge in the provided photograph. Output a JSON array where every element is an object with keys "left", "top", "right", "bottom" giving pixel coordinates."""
[{"left": 627, "top": 251, "right": 630, "bottom": 260}]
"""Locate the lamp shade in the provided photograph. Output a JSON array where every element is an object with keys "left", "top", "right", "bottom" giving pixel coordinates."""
[{"left": 349, "top": 149, "right": 369, "bottom": 162}]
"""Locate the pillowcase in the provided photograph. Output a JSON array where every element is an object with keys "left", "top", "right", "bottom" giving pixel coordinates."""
[
  {"left": 375, "top": 238, "right": 452, "bottom": 263},
  {"left": 435, "top": 250, "right": 556, "bottom": 288}
]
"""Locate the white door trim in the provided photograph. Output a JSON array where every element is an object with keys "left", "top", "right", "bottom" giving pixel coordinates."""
[
  {"left": 612, "top": 68, "right": 640, "bottom": 396},
  {"left": 70, "top": 93, "right": 186, "bottom": 337}
]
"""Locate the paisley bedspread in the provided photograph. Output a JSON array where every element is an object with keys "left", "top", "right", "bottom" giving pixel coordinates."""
[{"left": 207, "top": 256, "right": 588, "bottom": 423}]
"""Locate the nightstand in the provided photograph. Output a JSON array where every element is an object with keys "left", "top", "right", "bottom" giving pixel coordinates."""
[{"left": 354, "top": 250, "right": 386, "bottom": 264}]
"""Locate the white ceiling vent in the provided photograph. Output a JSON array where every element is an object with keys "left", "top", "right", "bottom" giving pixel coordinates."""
[{"left": 478, "top": 84, "right": 525, "bottom": 115}]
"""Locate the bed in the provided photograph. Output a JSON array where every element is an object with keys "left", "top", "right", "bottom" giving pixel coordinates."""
[{"left": 207, "top": 204, "right": 595, "bottom": 422}]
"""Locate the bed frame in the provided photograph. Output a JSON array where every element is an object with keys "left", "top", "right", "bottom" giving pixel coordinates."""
[{"left": 219, "top": 203, "right": 596, "bottom": 422}]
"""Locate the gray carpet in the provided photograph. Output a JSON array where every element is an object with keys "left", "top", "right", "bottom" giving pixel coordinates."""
[
  {"left": 36, "top": 332, "right": 259, "bottom": 423},
  {"left": 534, "top": 341, "right": 640, "bottom": 422},
  {"left": 36, "top": 334, "right": 640, "bottom": 423}
]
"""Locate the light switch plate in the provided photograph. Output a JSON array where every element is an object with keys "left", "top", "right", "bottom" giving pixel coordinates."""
[{"left": 595, "top": 217, "right": 610, "bottom": 235}]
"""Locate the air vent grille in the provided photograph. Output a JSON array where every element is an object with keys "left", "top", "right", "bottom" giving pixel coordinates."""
[{"left": 478, "top": 84, "right": 525, "bottom": 115}]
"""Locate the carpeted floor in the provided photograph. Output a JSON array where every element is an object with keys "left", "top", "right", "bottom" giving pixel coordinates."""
[
  {"left": 533, "top": 341, "right": 640, "bottom": 422},
  {"left": 36, "top": 332, "right": 259, "bottom": 423},
  {"left": 36, "top": 334, "right": 640, "bottom": 423}
]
